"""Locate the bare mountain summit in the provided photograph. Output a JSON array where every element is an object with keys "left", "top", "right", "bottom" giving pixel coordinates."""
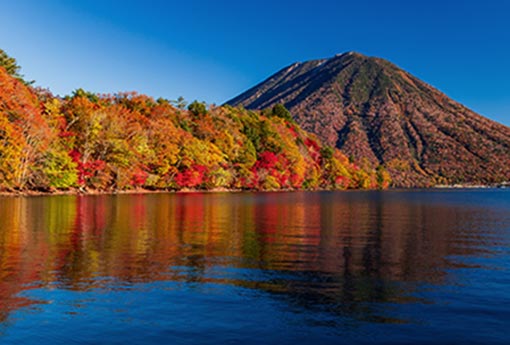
[{"left": 227, "top": 52, "right": 510, "bottom": 187}]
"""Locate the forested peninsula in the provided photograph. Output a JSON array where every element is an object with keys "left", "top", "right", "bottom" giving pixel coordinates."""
[{"left": 0, "top": 49, "right": 390, "bottom": 195}]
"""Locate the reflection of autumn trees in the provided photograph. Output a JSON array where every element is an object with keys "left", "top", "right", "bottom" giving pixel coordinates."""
[
  {"left": 0, "top": 193, "right": 496, "bottom": 321},
  {"left": 0, "top": 198, "right": 29, "bottom": 321}
]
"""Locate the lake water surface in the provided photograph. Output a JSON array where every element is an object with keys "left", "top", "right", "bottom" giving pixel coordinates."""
[{"left": 0, "top": 190, "right": 509, "bottom": 344}]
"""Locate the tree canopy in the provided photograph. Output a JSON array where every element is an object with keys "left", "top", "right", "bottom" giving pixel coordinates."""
[{"left": 0, "top": 51, "right": 391, "bottom": 193}]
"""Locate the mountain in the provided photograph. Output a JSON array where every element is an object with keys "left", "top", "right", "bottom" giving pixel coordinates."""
[{"left": 227, "top": 52, "right": 510, "bottom": 186}]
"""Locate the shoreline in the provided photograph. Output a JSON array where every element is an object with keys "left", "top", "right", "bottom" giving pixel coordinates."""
[
  {"left": 0, "top": 187, "right": 244, "bottom": 198},
  {"left": 0, "top": 184, "right": 507, "bottom": 197}
]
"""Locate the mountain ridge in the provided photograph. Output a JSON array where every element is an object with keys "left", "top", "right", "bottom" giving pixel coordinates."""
[{"left": 227, "top": 52, "right": 510, "bottom": 186}]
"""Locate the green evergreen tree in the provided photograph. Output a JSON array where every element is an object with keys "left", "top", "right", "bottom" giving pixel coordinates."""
[
  {"left": 0, "top": 48, "right": 21, "bottom": 78},
  {"left": 188, "top": 100, "right": 207, "bottom": 116},
  {"left": 271, "top": 103, "right": 293, "bottom": 121}
]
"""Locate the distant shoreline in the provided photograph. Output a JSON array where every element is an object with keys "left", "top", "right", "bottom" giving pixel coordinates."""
[{"left": 434, "top": 183, "right": 509, "bottom": 189}]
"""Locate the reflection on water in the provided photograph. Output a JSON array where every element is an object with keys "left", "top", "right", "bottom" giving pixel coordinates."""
[{"left": 0, "top": 191, "right": 509, "bottom": 343}]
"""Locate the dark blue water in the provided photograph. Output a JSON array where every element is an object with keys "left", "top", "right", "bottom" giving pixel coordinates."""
[{"left": 0, "top": 190, "right": 509, "bottom": 344}]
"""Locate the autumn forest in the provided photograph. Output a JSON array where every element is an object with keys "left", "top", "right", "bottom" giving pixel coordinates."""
[{"left": 0, "top": 49, "right": 390, "bottom": 193}]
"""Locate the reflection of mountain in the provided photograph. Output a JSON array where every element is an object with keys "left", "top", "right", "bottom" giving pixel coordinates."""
[{"left": 0, "top": 192, "right": 506, "bottom": 322}]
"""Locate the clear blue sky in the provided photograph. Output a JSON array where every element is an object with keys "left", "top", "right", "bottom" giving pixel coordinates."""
[{"left": 1, "top": 0, "right": 509, "bottom": 125}]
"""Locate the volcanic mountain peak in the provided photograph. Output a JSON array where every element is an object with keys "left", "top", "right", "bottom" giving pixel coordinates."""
[{"left": 228, "top": 53, "right": 510, "bottom": 187}]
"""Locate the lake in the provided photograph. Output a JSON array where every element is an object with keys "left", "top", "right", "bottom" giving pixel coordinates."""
[{"left": 0, "top": 190, "right": 509, "bottom": 344}]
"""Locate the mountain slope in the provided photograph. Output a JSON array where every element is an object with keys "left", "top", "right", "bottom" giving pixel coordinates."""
[{"left": 228, "top": 52, "right": 510, "bottom": 186}]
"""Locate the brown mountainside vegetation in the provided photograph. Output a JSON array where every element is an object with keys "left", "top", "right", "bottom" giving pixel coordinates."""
[
  {"left": 228, "top": 52, "right": 510, "bottom": 186},
  {"left": 0, "top": 50, "right": 390, "bottom": 193}
]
